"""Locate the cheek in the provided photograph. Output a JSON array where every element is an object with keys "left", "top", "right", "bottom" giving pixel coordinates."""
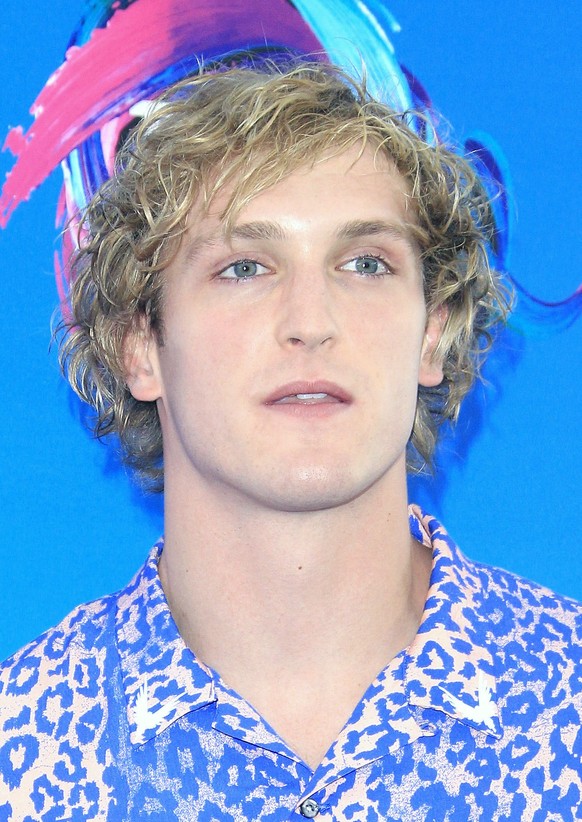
[
  {"left": 363, "top": 302, "right": 426, "bottom": 364},
  {"left": 160, "top": 310, "right": 253, "bottom": 402}
]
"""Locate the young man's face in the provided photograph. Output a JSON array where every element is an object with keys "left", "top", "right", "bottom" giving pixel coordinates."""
[{"left": 129, "top": 144, "right": 444, "bottom": 512}]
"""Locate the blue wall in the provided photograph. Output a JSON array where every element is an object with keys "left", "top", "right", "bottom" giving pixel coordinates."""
[{"left": 1, "top": 1, "right": 581, "bottom": 660}]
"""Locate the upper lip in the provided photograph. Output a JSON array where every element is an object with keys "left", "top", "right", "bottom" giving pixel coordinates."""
[{"left": 263, "top": 380, "right": 353, "bottom": 404}]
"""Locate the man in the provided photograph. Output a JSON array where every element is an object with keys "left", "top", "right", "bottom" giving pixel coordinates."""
[{"left": 1, "top": 62, "right": 580, "bottom": 820}]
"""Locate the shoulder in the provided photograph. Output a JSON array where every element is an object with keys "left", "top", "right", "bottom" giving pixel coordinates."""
[
  {"left": 418, "top": 508, "right": 582, "bottom": 706},
  {"left": 470, "top": 556, "right": 582, "bottom": 642},
  {"left": 421, "top": 518, "right": 582, "bottom": 791},
  {"left": 467, "top": 557, "right": 582, "bottom": 718},
  {"left": 420, "top": 506, "right": 582, "bottom": 652},
  {"left": 1, "top": 591, "right": 118, "bottom": 700},
  {"left": 0, "top": 593, "right": 123, "bottom": 817},
  {"left": 417, "top": 507, "right": 582, "bottom": 657}
]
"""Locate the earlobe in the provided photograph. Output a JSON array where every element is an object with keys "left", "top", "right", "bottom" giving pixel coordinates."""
[
  {"left": 123, "top": 322, "right": 162, "bottom": 402},
  {"left": 419, "top": 305, "right": 447, "bottom": 388}
]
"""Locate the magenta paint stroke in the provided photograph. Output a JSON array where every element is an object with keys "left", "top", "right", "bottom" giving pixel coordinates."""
[
  {"left": 1, "top": 0, "right": 579, "bottom": 330},
  {"left": 0, "top": 0, "right": 322, "bottom": 228}
]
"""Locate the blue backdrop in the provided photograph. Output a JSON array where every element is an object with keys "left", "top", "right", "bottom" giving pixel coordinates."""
[{"left": 1, "top": 1, "right": 581, "bottom": 661}]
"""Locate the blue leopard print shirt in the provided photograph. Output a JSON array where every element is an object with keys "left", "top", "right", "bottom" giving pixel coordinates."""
[{"left": 1, "top": 507, "right": 581, "bottom": 820}]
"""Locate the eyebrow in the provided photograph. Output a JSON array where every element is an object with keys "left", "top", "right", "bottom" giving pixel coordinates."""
[
  {"left": 233, "top": 219, "right": 415, "bottom": 244},
  {"left": 183, "top": 221, "right": 286, "bottom": 263},
  {"left": 335, "top": 219, "right": 416, "bottom": 246},
  {"left": 229, "top": 221, "right": 287, "bottom": 242},
  {"left": 184, "top": 218, "right": 417, "bottom": 262}
]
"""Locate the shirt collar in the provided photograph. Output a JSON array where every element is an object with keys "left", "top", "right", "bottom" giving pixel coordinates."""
[
  {"left": 404, "top": 506, "right": 502, "bottom": 739},
  {"left": 115, "top": 507, "right": 502, "bottom": 749},
  {"left": 115, "top": 540, "right": 217, "bottom": 745},
  {"left": 306, "top": 508, "right": 502, "bottom": 798}
]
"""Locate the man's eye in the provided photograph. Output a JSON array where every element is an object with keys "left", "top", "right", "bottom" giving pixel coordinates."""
[
  {"left": 218, "top": 260, "right": 269, "bottom": 279},
  {"left": 341, "top": 255, "right": 390, "bottom": 276}
]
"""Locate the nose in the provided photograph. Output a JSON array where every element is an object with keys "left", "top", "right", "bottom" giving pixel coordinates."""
[{"left": 274, "top": 267, "right": 339, "bottom": 351}]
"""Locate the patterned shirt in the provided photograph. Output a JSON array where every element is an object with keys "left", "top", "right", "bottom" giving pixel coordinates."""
[{"left": 1, "top": 508, "right": 581, "bottom": 821}]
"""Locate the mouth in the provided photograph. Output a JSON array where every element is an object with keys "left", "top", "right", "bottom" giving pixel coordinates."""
[
  {"left": 264, "top": 381, "right": 352, "bottom": 406},
  {"left": 274, "top": 392, "right": 336, "bottom": 405}
]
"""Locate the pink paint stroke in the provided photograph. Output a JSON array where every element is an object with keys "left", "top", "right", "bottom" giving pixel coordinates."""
[{"left": 0, "top": 0, "right": 323, "bottom": 227}]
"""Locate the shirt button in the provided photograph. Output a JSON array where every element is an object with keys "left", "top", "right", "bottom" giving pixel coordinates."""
[{"left": 299, "top": 798, "right": 320, "bottom": 818}]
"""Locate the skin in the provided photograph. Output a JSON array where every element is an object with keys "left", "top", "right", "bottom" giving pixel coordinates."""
[{"left": 127, "top": 145, "right": 444, "bottom": 769}]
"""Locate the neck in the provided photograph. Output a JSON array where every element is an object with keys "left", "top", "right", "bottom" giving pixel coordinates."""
[{"left": 158, "top": 468, "right": 432, "bottom": 766}]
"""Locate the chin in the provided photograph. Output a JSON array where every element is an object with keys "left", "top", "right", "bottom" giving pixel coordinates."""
[{"left": 251, "top": 465, "right": 374, "bottom": 513}]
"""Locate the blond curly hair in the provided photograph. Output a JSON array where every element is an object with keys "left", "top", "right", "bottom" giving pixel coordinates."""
[{"left": 59, "top": 61, "right": 511, "bottom": 489}]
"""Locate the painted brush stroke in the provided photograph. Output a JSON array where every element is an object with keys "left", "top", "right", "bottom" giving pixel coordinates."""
[
  {"left": 0, "top": 0, "right": 580, "bottom": 329},
  {"left": 0, "top": 0, "right": 323, "bottom": 226}
]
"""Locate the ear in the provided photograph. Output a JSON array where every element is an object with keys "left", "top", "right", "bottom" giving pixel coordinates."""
[
  {"left": 419, "top": 304, "right": 447, "bottom": 388},
  {"left": 123, "top": 319, "right": 163, "bottom": 402}
]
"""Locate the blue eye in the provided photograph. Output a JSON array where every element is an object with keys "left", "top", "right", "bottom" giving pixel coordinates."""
[
  {"left": 219, "top": 259, "right": 269, "bottom": 279},
  {"left": 356, "top": 256, "right": 380, "bottom": 274},
  {"left": 341, "top": 255, "right": 390, "bottom": 276}
]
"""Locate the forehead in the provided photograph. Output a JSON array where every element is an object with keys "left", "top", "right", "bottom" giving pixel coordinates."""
[
  {"left": 173, "top": 146, "right": 421, "bottom": 273},
  {"left": 187, "top": 143, "right": 416, "bottom": 236}
]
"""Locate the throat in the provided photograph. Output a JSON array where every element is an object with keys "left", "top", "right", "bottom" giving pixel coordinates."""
[{"left": 239, "top": 670, "right": 383, "bottom": 771}]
